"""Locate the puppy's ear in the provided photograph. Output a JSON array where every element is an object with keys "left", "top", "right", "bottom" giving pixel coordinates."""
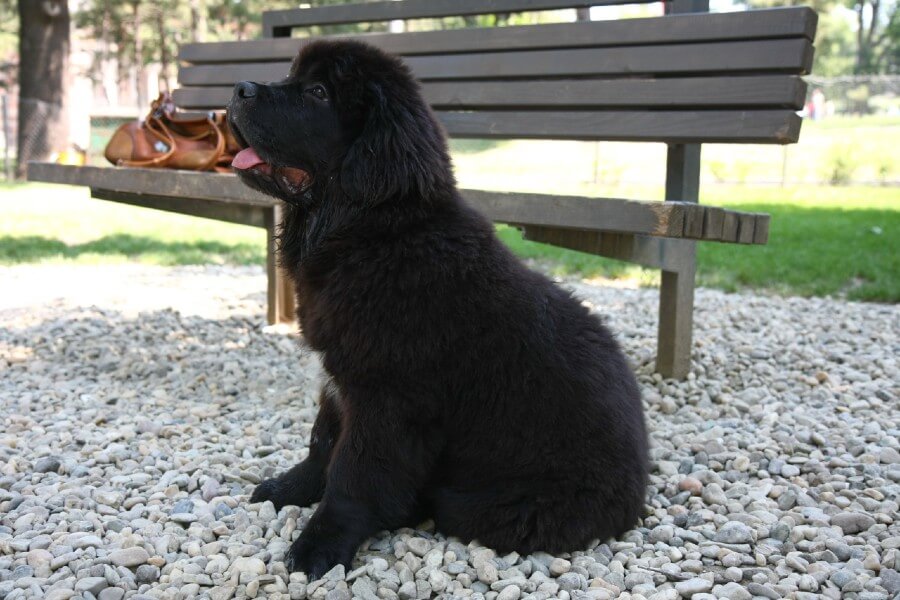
[{"left": 340, "top": 80, "right": 448, "bottom": 205}]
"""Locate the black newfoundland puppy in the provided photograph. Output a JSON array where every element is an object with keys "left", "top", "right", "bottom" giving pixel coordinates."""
[{"left": 227, "top": 40, "right": 648, "bottom": 579}]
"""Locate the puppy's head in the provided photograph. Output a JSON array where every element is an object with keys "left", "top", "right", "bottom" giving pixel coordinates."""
[{"left": 228, "top": 40, "right": 450, "bottom": 206}]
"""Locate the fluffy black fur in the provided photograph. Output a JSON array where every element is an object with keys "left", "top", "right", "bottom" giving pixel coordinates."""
[{"left": 228, "top": 40, "right": 649, "bottom": 579}]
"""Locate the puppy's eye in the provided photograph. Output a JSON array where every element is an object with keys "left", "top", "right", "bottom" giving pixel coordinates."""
[{"left": 306, "top": 84, "right": 328, "bottom": 101}]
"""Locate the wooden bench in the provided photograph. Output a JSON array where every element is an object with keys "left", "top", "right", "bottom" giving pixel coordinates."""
[{"left": 28, "top": 0, "right": 817, "bottom": 378}]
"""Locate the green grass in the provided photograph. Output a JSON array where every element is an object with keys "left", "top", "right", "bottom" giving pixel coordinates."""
[
  {"left": 450, "top": 115, "right": 900, "bottom": 190},
  {"left": 2, "top": 181, "right": 897, "bottom": 302},
  {"left": 0, "top": 182, "right": 265, "bottom": 266},
  {"left": 700, "top": 186, "right": 898, "bottom": 302},
  {"left": 498, "top": 185, "right": 899, "bottom": 302}
]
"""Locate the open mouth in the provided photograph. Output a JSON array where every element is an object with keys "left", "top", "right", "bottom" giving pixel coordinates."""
[
  {"left": 228, "top": 115, "right": 314, "bottom": 195},
  {"left": 232, "top": 146, "right": 313, "bottom": 194}
]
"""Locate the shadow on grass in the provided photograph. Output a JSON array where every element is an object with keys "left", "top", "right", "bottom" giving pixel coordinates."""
[
  {"left": 0, "top": 234, "right": 264, "bottom": 266},
  {"left": 499, "top": 203, "right": 899, "bottom": 303},
  {"left": 449, "top": 139, "right": 506, "bottom": 154},
  {"left": 2, "top": 203, "right": 896, "bottom": 302}
]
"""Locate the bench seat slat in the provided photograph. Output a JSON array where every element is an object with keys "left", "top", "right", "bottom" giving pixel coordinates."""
[
  {"left": 436, "top": 110, "right": 802, "bottom": 144},
  {"left": 178, "top": 39, "right": 813, "bottom": 86},
  {"left": 180, "top": 8, "right": 818, "bottom": 63},
  {"left": 26, "top": 163, "right": 276, "bottom": 206},
  {"left": 174, "top": 75, "right": 808, "bottom": 111},
  {"left": 25, "top": 163, "right": 767, "bottom": 243}
]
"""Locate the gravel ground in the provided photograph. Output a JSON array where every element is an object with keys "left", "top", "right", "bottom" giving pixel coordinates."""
[{"left": 1, "top": 264, "right": 898, "bottom": 600}]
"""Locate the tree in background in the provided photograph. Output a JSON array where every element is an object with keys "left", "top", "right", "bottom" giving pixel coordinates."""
[
  {"left": 850, "top": 0, "right": 899, "bottom": 73},
  {"left": 749, "top": 0, "right": 897, "bottom": 74},
  {"left": 16, "top": 0, "right": 70, "bottom": 179},
  {"left": 0, "top": 0, "right": 16, "bottom": 90},
  {"left": 0, "top": 0, "right": 15, "bottom": 48}
]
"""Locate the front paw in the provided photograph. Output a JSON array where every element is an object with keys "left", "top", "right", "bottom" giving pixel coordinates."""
[
  {"left": 285, "top": 533, "right": 353, "bottom": 580},
  {"left": 250, "top": 478, "right": 285, "bottom": 509}
]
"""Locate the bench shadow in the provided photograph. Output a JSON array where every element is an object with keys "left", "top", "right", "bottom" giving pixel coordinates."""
[
  {"left": 0, "top": 234, "right": 263, "bottom": 266},
  {"left": 449, "top": 139, "right": 505, "bottom": 154}
]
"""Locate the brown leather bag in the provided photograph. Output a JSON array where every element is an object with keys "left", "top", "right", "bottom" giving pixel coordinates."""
[{"left": 104, "top": 93, "right": 239, "bottom": 172}]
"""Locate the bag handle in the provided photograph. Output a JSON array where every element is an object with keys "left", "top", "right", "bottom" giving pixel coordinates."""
[
  {"left": 199, "top": 115, "right": 227, "bottom": 171},
  {"left": 117, "top": 115, "right": 178, "bottom": 168}
]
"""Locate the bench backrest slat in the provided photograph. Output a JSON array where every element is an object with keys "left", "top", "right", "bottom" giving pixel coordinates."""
[
  {"left": 174, "top": 75, "right": 807, "bottom": 111},
  {"left": 179, "top": 38, "right": 812, "bottom": 86},
  {"left": 262, "top": 0, "right": 658, "bottom": 36},
  {"left": 175, "top": 5, "right": 817, "bottom": 145},
  {"left": 181, "top": 8, "right": 817, "bottom": 63},
  {"left": 436, "top": 109, "right": 801, "bottom": 143}
]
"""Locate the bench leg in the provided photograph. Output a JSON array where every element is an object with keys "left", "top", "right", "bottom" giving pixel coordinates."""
[
  {"left": 657, "top": 142, "right": 701, "bottom": 379},
  {"left": 265, "top": 206, "right": 296, "bottom": 325},
  {"left": 656, "top": 241, "right": 696, "bottom": 379}
]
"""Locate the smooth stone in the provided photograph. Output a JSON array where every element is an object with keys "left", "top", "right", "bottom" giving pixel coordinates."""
[
  {"left": 34, "top": 457, "right": 62, "bottom": 474},
  {"left": 879, "top": 569, "right": 900, "bottom": 595},
  {"left": 94, "top": 491, "right": 122, "bottom": 507},
  {"left": 351, "top": 578, "right": 379, "bottom": 600},
  {"left": 715, "top": 582, "right": 751, "bottom": 600},
  {"left": 550, "top": 558, "right": 572, "bottom": 576},
  {"left": 135, "top": 564, "right": 160, "bottom": 584},
  {"left": 406, "top": 538, "right": 430, "bottom": 557},
  {"left": 108, "top": 547, "right": 150, "bottom": 568},
  {"left": 25, "top": 549, "right": 52, "bottom": 576},
  {"left": 675, "top": 578, "right": 713, "bottom": 597},
  {"left": 678, "top": 477, "right": 702, "bottom": 495},
  {"left": 880, "top": 447, "right": 900, "bottom": 464},
  {"left": 323, "top": 564, "right": 345, "bottom": 582},
  {"left": 73, "top": 535, "right": 103, "bottom": 549},
  {"left": 497, "top": 585, "right": 521, "bottom": 600},
  {"left": 781, "top": 465, "right": 801, "bottom": 477},
  {"left": 171, "top": 499, "right": 194, "bottom": 514},
  {"left": 232, "top": 557, "right": 267, "bottom": 576},
  {"left": 701, "top": 483, "right": 727, "bottom": 505},
  {"left": 398, "top": 581, "right": 416, "bottom": 600},
  {"left": 75, "top": 576, "right": 108, "bottom": 596},
  {"left": 98, "top": 588, "right": 125, "bottom": 600},
  {"left": 746, "top": 583, "right": 780, "bottom": 600},
  {"left": 832, "top": 512, "right": 876, "bottom": 534},
  {"left": 714, "top": 521, "right": 754, "bottom": 544},
  {"left": 557, "top": 572, "right": 587, "bottom": 592}
]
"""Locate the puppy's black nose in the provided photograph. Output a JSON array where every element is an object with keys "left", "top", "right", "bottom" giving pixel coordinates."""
[{"left": 236, "top": 81, "right": 258, "bottom": 99}]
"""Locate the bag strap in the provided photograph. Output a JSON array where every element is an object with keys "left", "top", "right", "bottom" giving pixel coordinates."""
[
  {"left": 118, "top": 113, "right": 227, "bottom": 171},
  {"left": 198, "top": 114, "right": 227, "bottom": 171},
  {"left": 117, "top": 115, "right": 178, "bottom": 168}
]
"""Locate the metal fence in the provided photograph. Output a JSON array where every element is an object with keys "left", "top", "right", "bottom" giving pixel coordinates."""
[{"left": 805, "top": 75, "right": 900, "bottom": 116}]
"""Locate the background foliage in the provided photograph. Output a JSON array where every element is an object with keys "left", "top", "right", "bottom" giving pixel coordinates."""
[{"left": 1, "top": 0, "right": 897, "bottom": 78}]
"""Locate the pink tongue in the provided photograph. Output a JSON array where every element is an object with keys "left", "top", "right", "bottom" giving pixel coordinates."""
[{"left": 232, "top": 147, "right": 266, "bottom": 170}]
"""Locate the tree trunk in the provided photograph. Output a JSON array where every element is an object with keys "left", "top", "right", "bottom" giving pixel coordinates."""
[
  {"left": 133, "top": 1, "right": 146, "bottom": 109},
  {"left": 156, "top": 8, "right": 171, "bottom": 93},
  {"left": 190, "top": 0, "right": 208, "bottom": 43},
  {"left": 856, "top": 2, "right": 866, "bottom": 73},
  {"left": 16, "top": 0, "right": 70, "bottom": 179}
]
